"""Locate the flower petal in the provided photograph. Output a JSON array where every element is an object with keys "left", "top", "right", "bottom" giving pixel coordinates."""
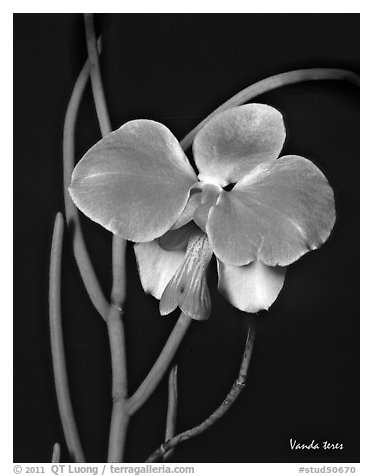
[
  {"left": 206, "top": 155, "right": 335, "bottom": 266},
  {"left": 69, "top": 120, "right": 197, "bottom": 242},
  {"left": 193, "top": 104, "right": 285, "bottom": 186},
  {"left": 217, "top": 260, "right": 287, "bottom": 313},
  {"left": 134, "top": 240, "right": 185, "bottom": 299}
]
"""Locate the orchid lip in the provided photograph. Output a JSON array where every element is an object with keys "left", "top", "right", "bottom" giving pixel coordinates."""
[{"left": 159, "top": 231, "right": 213, "bottom": 321}]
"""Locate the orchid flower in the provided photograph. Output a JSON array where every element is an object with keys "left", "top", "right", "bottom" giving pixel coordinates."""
[{"left": 69, "top": 103, "right": 335, "bottom": 321}]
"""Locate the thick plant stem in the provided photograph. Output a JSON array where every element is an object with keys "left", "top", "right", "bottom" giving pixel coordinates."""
[
  {"left": 63, "top": 54, "right": 109, "bottom": 320},
  {"left": 106, "top": 312, "right": 190, "bottom": 461},
  {"left": 180, "top": 68, "right": 359, "bottom": 151},
  {"left": 145, "top": 323, "right": 256, "bottom": 462},
  {"left": 49, "top": 213, "right": 86, "bottom": 463},
  {"left": 127, "top": 313, "right": 191, "bottom": 416},
  {"left": 107, "top": 312, "right": 189, "bottom": 461},
  {"left": 164, "top": 365, "right": 178, "bottom": 461},
  {"left": 107, "top": 302, "right": 129, "bottom": 463},
  {"left": 107, "top": 239, "right": 128, "bottom": 463},
  {"left": 84, "top": 13, "right": 129, "bottom": 463}
]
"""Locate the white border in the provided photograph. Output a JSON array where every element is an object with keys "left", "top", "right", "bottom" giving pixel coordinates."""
[
  {"left": 5, "top": 5, "right": 370, "bottom": 474},
  {"left": 4, "top": 1, "right": 365, "bottom": 14}
]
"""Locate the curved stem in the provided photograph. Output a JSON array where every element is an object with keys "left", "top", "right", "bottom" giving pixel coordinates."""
[
  {"left": 145, "top": 323, "right": 256, "bottom": 462},
  {"left": 164, "top": 364, "right": 178, "bottom": 461},
  {"left": 180, "top": 68, "right": 359, "bottom": 151},
  {"left": 127, "top": 313, "right": 191, "bottom": 416},
  {"left": 63, "top": 54, "right": 109, "bottom": 320},
  {"left": 49, "top": 212, "right": 86, "bottom": 463},
  {"left": 84, "top": 13, "right": 129, "bottom": 463}
]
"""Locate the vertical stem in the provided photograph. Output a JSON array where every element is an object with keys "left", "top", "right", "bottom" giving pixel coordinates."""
[
  {"left": 84, "top": 13, "right": 112, "bottom": 136},
  {"left": 164, "top": 365, "right": 178, "bottom": 460},
  {"left": 106, "top": 303, "right": 130, "bottom": 462},
  {"left": 84, "top": 13, "right": 129, "bottom": 462},
  {"left": 107, "top": 239, "right": 129, "bottom": 463},
  {"left": 49, "top": 212, "right": 86, "bottom": 463}
]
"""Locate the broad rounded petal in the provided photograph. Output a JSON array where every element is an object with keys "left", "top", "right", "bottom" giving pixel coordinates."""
[
  {"left": 217, "top": 260, "right": 287, "bottom": 313},
  {"left": 69, "top": 120, "right": 197, "bottom": 242},
  {"left": 193, "top": 104, "right": 285, "bottom": 186},
  {"left": 134, "top": 240, "right": 185, "bottom": 299},
  {"left": 206, "top": 155, "right": 335, "bottom": 266}
]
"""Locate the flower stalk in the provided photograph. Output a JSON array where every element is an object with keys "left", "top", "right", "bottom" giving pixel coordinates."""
[
  {"left": 180, "top": 68, "right": 359, "bottom": 151},
  {"left": 126, "top": 312, "right": 192, "bottom": 416},
  {"left": 145, "top": 323, "right": 256, "bottom": 462}
]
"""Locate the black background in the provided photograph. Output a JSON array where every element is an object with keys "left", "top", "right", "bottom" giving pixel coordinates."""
[{"left": 14, "top": 14, "right": 359, "bottom": 463}]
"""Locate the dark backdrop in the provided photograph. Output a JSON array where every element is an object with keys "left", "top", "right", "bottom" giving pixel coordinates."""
[{"left": 14, "top": 13, "right": 359, "bottom": 463}]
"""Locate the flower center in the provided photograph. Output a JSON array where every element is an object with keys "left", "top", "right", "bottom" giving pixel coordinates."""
[
  {"left": 193, "top": 183, "right": 222, "bottom": 231},
  {"left": 159, "top": 231, "right": 213, "bottom": 320}
]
